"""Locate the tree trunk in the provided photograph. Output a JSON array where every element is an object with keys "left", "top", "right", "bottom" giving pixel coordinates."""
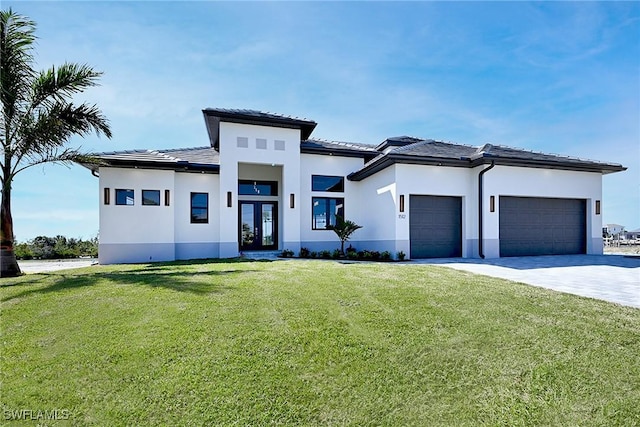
[{"left": 1, "top": 178, "right": 21, "bottom": 277}]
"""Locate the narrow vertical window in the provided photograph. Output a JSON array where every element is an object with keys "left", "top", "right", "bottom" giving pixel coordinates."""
[
  {"left": 227, "top": 191, "right": 232, "bottom": 207},
  {"left": 191, "top": 192, "right": 209, "bottom": 223},
  {"left": 164, "top": 189, "right": 170, "bottom": 206},
  {"left": 490, "top": 196, "right": 495, "bottom": 213},
  {"left": 290, "top": 193, "right": 295, "bottom": 209},
  {"left": 104, "top": 188, "right": 110, "bottom": 205},
  {"left": 595, "top": 200, "right": 601, "bottom": 215},
  {"left": 399, "top": 195, "right": 405, "bottom": 213}
]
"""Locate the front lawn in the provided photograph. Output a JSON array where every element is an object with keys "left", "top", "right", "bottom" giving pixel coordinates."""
[{"left": 1, "top": 260, "right": 638, "bottom": 426}]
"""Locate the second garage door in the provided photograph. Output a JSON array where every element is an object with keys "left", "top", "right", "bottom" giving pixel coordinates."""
[
  {"left": 499, "top": 196, "right": 586, "bottom": 257},
  {"left": 410, "top": 195, "right": 462, "bottom": 258}
]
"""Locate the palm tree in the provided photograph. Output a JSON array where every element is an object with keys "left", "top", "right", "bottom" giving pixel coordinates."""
[
  {"left": 329, "top": 215, "right": 362, "bottom": 256},
  {"left": 1, "top": 9, "right": 111, "bottom": 277}
]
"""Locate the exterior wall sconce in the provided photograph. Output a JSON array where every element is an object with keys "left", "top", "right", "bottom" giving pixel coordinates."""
[
  {"left": 290, "top": 193, "right": 295, "bottom": 209},
  {"left": 164, "top": 189, "right": 170, "bottom": 206},
  {"left": 399, "top": 195, "right": 405, "bottom": 213},
  {"left": 104, "top": 188, "right": 110, "bottom": 205},
  {"left": 595, "top": 200, "right": 601, "bottom": 215},
  {"left": 490, "top": 195, "right": 495, "bottom": 213},
  {"left": 227, "top": 191, "right": 232, "bottom": 208}
]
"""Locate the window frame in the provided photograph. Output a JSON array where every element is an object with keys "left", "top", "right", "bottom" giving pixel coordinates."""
[
  {"left": 142, "top": 189, "right": 161, "bottom": 206},
  {"left": 190, "top": 192, "right": 209, "bottom": 224},
  {"left": 115, "top": 189, "right": 135, "bottom": 206},
  {"left": 238, "top": 180, "right": 278, "bottom": 197},
  {"left": 311, "top": 175, "right": 345, "bottom": 192},
  {"left": 312, "top": 197, "right": 344, "bottom": 230}
]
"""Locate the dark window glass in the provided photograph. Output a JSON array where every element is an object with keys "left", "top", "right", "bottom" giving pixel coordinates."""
[
  {"left": 312, "top": 197, "right": 344, "bottom": 230},
  {"left": 312, "top": 175, "right": 344, "bottom": 192},
  {"left": 115, "top": 189, "right": 134, "bottom": 206},
  {"left": 238, "top": 180, "right": 278, "bottom": 196},
  {"left": 191, "top": 192, "right": 208, "bottom": 223},
  {"left": 142, "top": 190, "right": 160, "bottom": 206}
]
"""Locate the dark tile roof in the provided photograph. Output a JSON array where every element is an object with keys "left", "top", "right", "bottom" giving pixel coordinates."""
[
  {"left": 203, "top": 108, "right": 315, "bottom": 125},
  {"left": 348, "top": 139, "right": 626, "bottom": 181},
  {"left": 301, "top": 139, "right": 378, "bottom": 157},
  {"left": 84, "top": 147, "right": 220, "bottom": 173},
  {"left": 203, "top": 108, "right": 317, "bottom": 144}
]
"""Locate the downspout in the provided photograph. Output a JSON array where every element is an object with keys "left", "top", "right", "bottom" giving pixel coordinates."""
[{"left": 478, "top": 160, "right": 495, "bottom": 259}]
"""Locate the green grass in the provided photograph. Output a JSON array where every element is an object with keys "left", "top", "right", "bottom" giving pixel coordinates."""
[{"left": 1, "top": 259, "right": 639, "bottom": 426}]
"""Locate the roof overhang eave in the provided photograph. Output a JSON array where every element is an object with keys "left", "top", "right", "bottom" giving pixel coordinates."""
[
  {"left": 349, "top": 154, "right": 626, "bottom": 181},
  {"left": 86, "top": 158, "right": 221, "bottom": 174}
]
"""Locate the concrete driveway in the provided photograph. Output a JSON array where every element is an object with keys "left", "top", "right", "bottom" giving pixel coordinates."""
[
  {"left": 18, "top": 258, "right": 98, "bottom": 274},
  {"left": 419, "top": 255, "right": 640, "bottom": 309}
]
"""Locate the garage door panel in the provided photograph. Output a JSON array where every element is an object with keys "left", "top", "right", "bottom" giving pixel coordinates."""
[
  {"left": 410, "top": 195, "right": 462, "bottom": 258},
  {"left": 499, "top": 196, "right": 586, "bottom": 257}
]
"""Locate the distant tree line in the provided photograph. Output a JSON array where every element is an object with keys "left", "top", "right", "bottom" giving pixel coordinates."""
[{"left": 14, "top": 236, "right": 98, "bottom": 260}]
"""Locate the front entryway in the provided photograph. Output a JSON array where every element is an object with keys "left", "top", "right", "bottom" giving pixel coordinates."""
[{"left": 239, "top": 201, "right": 278, "bottom": 251}]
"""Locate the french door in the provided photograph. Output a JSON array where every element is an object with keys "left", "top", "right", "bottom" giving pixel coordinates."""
[{"left": 239, "top": 201, "right": 278, "bottom": 251}]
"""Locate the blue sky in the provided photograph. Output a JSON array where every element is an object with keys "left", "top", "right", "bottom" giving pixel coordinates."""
[{"left": 7, "top": 1, "right": 640, "bottom": 241}]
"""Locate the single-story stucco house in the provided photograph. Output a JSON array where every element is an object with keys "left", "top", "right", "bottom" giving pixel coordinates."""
[{"left": 81, "top": 108, "right": 626, "bottom": 264}]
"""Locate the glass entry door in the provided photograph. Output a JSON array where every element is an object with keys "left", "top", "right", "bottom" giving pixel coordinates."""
[{"left": 239, "top": 201, "right": 278, "bottom": 251}]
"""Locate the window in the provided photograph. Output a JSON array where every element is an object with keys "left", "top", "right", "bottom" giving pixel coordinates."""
[
  {"left": 256, "top": 138, "right": 267, "bottom": 149},
  {"left": 104, "top": 188, "right": 110, "bottom": 205},
  {"left": 142, "top": 190, "right": 160, "bottom": 206},
  {"left": 238, "top": 180, "right": 278, "bottom": 196},
  {"left": 237, "top": 137, "right": 248, "bottom": 148},
  {"left": 312, "top": 197, "right": 344, "bottom": 230},
  {"left": 164, "top": 190, "right": 170, "bottom": 206},
  {"left": 274, "top": 140, "right": 285, "bottom": 151},
  {"left": 191, "top": 192, "right": 209, "bottom": 223},
  {"left": 115, "top": 189, "right": 134, "bottom": 206},
  {"left": 312, "top": 175, "right": 344, "bottom": 192}
]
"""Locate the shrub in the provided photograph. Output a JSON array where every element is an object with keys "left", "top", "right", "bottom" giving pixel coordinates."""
[
  {"left": 332, "top": 249, "right": 341, "bottom": 259},
  {"left": 299, "top": 247, "right": 310, "bottom": 258},
  {"left": 281, "top": 249, "right": 294, "bottom": 258},
  {"left": 381, "top": 251, "right": 391, "bottom": 261},
  {"left": 320, "top": 250, "right": 331, "bottom": 259},
  {"left": 346, "top": 251, "right": 358, "bottom": 260},
  {"left": 397, "top": 251, "right": 406, "bottom": 261},
  {"left": 14, "top": 243, "right": 34, "bottom": 260},
  {"left": 360, "top": 250, "right": 373, "bottom": 260},
  {"left": 310, "top": 251, "right": 318, "bottom": 258},
  {"left": 346, "top": 244, "right": 357, "bottom": 254},
  {"left": 328, "top": 216, "right": 362, "bottom": 255}
]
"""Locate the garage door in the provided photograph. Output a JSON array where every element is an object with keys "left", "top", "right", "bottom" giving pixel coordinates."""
[
  {"left": 499, "top": 196, "right": 586, "bottom": 257},
  {"left": 410, "top": 195, "right": 462, "bottom": 258}
]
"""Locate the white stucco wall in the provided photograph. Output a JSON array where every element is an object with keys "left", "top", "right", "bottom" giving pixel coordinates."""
[
  {"left": 350, "top": 166, "right": 399, "bottom": 252},
  {"left": 482, "top": 166, "right": 603, "bottom": 257},
  {"left": 174, "top": 172, "right": 220, "bottom": 260},
  {"left": 218, "top": 122, "right": 302, "bottom": 257},
  {"left": 98, "top": 167, "right": 176, "bottom": 263},
  {"left": 299, "top": 153, "right": 364, "bottom": 251},
  {"left": 393, "top": 164, "right": 476, "bottom": 258}
]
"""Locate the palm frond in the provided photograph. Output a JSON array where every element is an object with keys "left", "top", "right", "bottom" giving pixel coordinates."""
[
  {"left": 1, "top": 9, "right": 37, "bottom": 132},
  {"left": 13, "top": 147, "right": 98, "bottom": 176},
  {"left": 32, "top": 63, "right": 103, "bottom": 107}
]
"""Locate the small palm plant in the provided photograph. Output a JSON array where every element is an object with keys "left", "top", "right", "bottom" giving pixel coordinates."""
[{"left": 328, "top": 215, "right": 362, "bottom": 256}]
